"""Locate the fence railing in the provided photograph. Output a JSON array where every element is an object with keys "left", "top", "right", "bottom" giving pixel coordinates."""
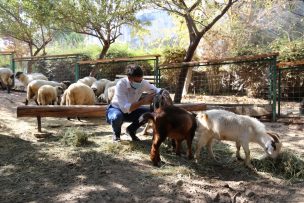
[
  {"left": 159, "top": 53, "right": 278, "bottom": 120},
  {"left": 3, "top": 51, "right": 303, "bottom": 120}
]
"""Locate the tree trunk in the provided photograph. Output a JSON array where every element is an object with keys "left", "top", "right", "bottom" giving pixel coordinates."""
[
  {"left": 28, "top": 43, "right": 33, "bottom": 73},
  {"left": 89, "top": 43, "right": 110, "bottom": 77},
  {"left": 99, "top": 43, "right": 110, "bottom": 59},
  {"left": 174, "top": 38, "right": 200, "bottom": 103}
]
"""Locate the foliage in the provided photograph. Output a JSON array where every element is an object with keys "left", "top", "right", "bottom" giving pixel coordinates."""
[
  {"left": 151, "top": 0, "right": 238, "bottom": 102},
  {"left": 0, "top": 0, "right": 57, "bottom": 56},
  {"left": 159, "top": 47, "right": 186, "bottom": 90},
  {"left": 51, "top": 31, "right": 85, "bottom": 47},
  {"left": 161, "top": 47, "right": 186, "bottom": 64},
  {"left": 270, "top": 38, "right": 304, "bottom": 62},
  {"left": 54, "top": 0, "right": 145, "bottom": 59},
  {"left": 223, "top": 0, "right": 304, "bottom": 59},
  {"left": 48, "top": 44, "right": 101, "bottom": 59}
]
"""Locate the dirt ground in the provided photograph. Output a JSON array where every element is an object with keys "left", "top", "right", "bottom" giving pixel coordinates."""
[{"left": 0, "top": 90, "right": 304, "bottom": 203}]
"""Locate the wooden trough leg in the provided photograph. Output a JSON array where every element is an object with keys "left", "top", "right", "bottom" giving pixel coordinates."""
[{"left": 37, "top": 116, "right": 42, "bottom": 132}]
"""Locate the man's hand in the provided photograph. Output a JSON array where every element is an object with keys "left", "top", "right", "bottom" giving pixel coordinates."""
[{"left": 140, "top": 93, "right": 156, "bottom": 105}]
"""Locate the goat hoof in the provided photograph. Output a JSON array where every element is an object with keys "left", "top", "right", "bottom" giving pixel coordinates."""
[
  {"left": 188, "top": 154, "right": 194, "bottom": 160},
  {"left": 153, "top": 162, "right": 161, "bottom": 167},
  {"left": 246, "top": 164, "right": 257, "bottom": 173},
  {"left": 237, "top": 156, "right": 243, "bottom": 161}
]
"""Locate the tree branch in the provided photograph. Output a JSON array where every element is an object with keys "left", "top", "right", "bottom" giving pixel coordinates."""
[{"left": 199, "top": 0, "right": 238, "bottom": 37}]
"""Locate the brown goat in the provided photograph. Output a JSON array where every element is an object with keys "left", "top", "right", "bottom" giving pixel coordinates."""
[
  {"left": 142, "top": 89, "right": 173, "bottom": 135},
  {"left": 139, "top": 105, "right": 197, "bottom": 166}
]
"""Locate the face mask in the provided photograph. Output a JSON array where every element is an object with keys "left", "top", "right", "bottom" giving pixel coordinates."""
[{"left": 130, "top": 81, "right": 142, "bottom": 89}]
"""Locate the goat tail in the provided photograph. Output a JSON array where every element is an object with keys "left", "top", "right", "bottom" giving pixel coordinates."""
[{"left": 138, "top": 112, "right": 155, "bottom": 126}]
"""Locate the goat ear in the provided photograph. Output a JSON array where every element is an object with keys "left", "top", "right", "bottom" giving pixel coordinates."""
[{"left": 203, "top": 113, "right": 208, "bottom": 121}]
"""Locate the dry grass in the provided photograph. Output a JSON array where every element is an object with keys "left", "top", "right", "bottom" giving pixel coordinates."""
[
  {"left": 59, "top": 127, "right": 90, "bottom": 147},
  {"left": 252, "top": 150, "right": 304, "bottom": 182}
]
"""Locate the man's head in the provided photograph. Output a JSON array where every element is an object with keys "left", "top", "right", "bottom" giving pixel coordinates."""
[{"left": 126, "top": 64, "right": 143, "bottom": 89}]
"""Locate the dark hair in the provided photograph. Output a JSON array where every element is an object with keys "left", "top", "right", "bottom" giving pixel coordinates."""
[{"left": 126, "top": 64, "right": 143, "bottom": 77}]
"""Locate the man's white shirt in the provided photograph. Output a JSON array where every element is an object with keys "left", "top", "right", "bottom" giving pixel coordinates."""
[{"left": 111, "top": 77, "right": 161, "bottom": 113}]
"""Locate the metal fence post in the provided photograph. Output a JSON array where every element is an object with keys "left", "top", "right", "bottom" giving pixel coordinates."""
[
  {"left": 74, "top": 55, "right": 80, "bottom": 82},
  {"left": 75, "top": 63, "right": 79, "bottom": 82},
  {"left": 271, "top": 56, "right": 277, "bottom": 121},
  {"left": 155, "top": 56, "right": 159, "bottom": 87},
  {"left": 277, "top": 68, "right": 281, "bottom": 117}
]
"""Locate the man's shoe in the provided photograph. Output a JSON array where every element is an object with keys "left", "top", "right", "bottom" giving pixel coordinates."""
[
  {"left": 112, "top": 135, "right": 121, "bottom": 142},
  {"left": 126, "top": 128, "right": 141, "bottom": 141}
]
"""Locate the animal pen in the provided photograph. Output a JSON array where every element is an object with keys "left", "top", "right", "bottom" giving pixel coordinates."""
[
  {"left": 6, "top": 52, "right": 303, "bottom": 122},
  {"left": 76, "top": 54, "right": 160, "bottom": 84},
  {"left": 12, "top": 54, "right": 84, "bottom": 83},
  {"left": 0, "top": 51, "right": 14, "bottom": 68},
  {"left": 277, "top": 60, "right": 304, "bottom": 118},
  {"left": 158, "top": 53, "right": 279, "bottom": 120}
]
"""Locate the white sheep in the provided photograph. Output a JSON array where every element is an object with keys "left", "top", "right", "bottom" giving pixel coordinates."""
[
  {"left": 195, "top": 109, "right": 282, "bottom": 169},
  {"left": 0, "top": 67, "right": 14, "bottom": 93},
  {"left": 61, "top": 82, "right": 96, "bottom": 105},
  {"left": 13, "top": 78, "right": 25, "bottom": 91},
  {"left": 91, "top": 78, "right": 110, "bottom": 97},
  {"left": 15, "top": 71, "right": 48, "bottom": 87},
  {"left": 26, "top": 80, "right": 68, "bottom": 105},
  {"left": 37, "top": 85, "right": 64, "bottom": 105},
  {"left": 77, "top": 76, "right": 97, "bottom": 87},
  {"left": 98, "top": 79, "right": 118, "bottom": 103}
]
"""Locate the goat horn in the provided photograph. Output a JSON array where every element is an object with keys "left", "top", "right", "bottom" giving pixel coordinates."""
[{"left": 267, "top": 131, "right": 280, "bottom": 143}]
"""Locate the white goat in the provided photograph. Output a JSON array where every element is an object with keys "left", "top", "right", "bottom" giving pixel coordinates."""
[{"left": 195, "top": 109, "right": 282, "bottom": 169}]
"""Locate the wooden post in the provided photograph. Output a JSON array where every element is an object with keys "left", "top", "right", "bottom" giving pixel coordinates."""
[{"left": 37, "top": 116, "right": 41, "bottom": 132}]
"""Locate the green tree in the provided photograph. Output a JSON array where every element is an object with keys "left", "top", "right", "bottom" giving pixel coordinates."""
[
  {"left": 0, "top": 0, "right": 56, "bottom": 57},
  {"left": 54, "top": 0, "right": 144, "bottom": 59},
  {"left": 152, "top": 0, "right": 238, "bottom": 102}
]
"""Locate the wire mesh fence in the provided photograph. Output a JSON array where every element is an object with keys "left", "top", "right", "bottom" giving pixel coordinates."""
[
  {"left": 0, "top": 51, "right": 14, "bottom": 68},
  {"left": 13, "top": 54, "right": 84, "bottom": 83},
  {"left": 159, "top": 53, "right": 278, "bottom": 120},
  {"left": 77, "top": 55, "right": 160, "bottom": 81},
  {"left": 277, "top": 62, "right": 304, "bottom": 118},
  {"left": 3, "top": 51, "right": 303, "bottom": 120}
]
